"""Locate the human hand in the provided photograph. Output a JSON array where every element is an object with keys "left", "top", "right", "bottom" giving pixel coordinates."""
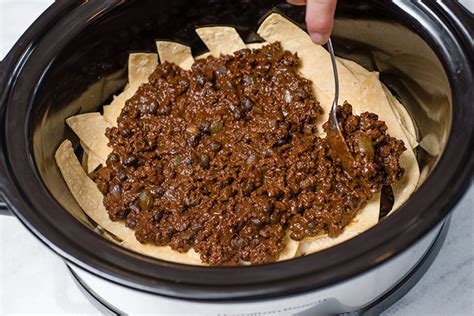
[{"left": 287, "top": 0, "right": 337, "bottom": 44}]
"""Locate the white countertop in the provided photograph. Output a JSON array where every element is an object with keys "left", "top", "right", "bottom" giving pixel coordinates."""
[{"left": 0, "top": 1, "right": 473, "bottom": 315}]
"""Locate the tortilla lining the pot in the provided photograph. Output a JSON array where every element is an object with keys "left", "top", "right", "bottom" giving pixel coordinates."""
[
  {"left": 66, "top": 112, "right": 112, "bottom": 163},
  {"left": 103, "top": 53, "right": 158, "bottom": 126},
  {"left": 196, "top": 26, "right": 246, "bottom": 57},
  {"left": 339, "top": 57, "right": 418, "bottom": 149},
  {"left": 80, "top": 141, "right": 103, "bottom": 174},
  {"left": 156, "top": 41, "right": 194, "bottom": 70}
]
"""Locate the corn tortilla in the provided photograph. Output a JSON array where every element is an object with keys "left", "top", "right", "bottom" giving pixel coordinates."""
[
  {"left": 66, "top": 112, "right": 112, "bottom": 163},
  {"left": 196, "top": 26, "right": 246, "bottom": 57},
  {"left": 80, "top": 141, "right": 104, "bottom": 174},
  {"left": 103, "top": 53, "right": 158, "bottom": 126},
  {"left": 156, "top": 41, "right": 194, "bottom": 70},
  {"left": 339, "top": 57, "right": 418, "bottom": 149}
]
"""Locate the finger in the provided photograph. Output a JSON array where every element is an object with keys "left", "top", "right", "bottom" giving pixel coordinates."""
[
  {"left": 305, "top": 0, "right": 337, "bottom": 44},
  {"left": 287, "top": 0, "right": 306, "bottom": 5}
]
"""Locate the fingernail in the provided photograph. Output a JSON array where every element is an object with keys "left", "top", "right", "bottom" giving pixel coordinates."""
[
  {"left": 310, "top": 33, "right": 327, "bottom": 45},
  {"left": 287, "top": 0, "right": 306, "bottom": 5}
]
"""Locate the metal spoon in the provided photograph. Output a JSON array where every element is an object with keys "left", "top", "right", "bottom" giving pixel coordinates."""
[
  {"left": 327, "top": 38, "right": 340, "bottom": 135},
  {"left": 325, "top": 38, "right": 366, "bottom": 184}
]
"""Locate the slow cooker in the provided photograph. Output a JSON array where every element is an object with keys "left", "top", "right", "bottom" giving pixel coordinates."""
[{"left": 0, "top": 0, "right": 472, "bottom": 314}]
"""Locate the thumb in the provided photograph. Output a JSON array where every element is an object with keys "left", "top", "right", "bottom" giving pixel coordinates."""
[{"left": 305, "top": 0, "right": 337, "bottom": 44}]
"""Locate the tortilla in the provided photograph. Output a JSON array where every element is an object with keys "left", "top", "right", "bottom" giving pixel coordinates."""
[
  {"left": 247, "top": 42, "right": 268, "bottom": 50},
  {"left": 80, "top": 141, "right": 104, "bottom": 174},
  {"left": 195, "top": 52, "right": 211, "bottom": 60},
  {"left": 302, "top": 193, "right": 380, "bottom": 255},
  {"left": 81, "top": 149, "right": 88, "bottom": 171},
  {"left": 196, "top": 26, "right": 246, "bottom": 57},
  {"left": 382, "top": 85, "right": 418, "bottom": 149},
  {"left": 103, "top": 53, "right": 158, "bottom": 126},
  {"left": 356, "top": 73, "right": 420, "bottom": 211},
  {"left": 278, "top": 233, "right": 300, "bottom": 261},
  {"left": 339, "top": 57, "right": 418, "bottom": 149},
  {"left": 66, "top": 112, "right": 112, "bottom": 163},
  {"left": 55, "top": 140, "right": 204, "bottom": 265},
  {"left": 156, "top": 41, "right": 194, "bottom": 70}
]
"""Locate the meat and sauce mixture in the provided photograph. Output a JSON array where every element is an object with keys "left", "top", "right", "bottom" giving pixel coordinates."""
[{"left": 95, "top": 42, "right": 405, "bottom": 265}]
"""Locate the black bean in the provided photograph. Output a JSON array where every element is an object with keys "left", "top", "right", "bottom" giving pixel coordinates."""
[
  {"left": 116, "top": 168, "right": 127, "bottom": 181},
  {"left": 116, "top": 209, "right": 130, "bottom": 219},
  {"left": 157, "top": 105, "right": 170, "bottom": 116},
  {"left": 246, "top": 154, "right": 257, "bottom": 165},
  {"left": 295, "top": 90, "right": 308, "bottom": 100},
  {"left": 207, "top": 140, "right": 222, "bottom": 152},
  {"left": 263, "top": 148, "right": 274, "bottom": 158},
  {"left": 178, "top": 79, "right": 189, "bottom": 91},
  {"left": 147, "top": 139, "right": 157, "bottom": 150},
  {"left": 215, "top": 66, "right": 226, "bottom": 75},
  {"left": 187, "top": 135, "right": 201, "bottom": 147},
  {"left": 284, "top": 89, "right": 293, "bottom": 103},
  {"left": 251, "top": 238, "right": 261, "bottom": 246},
  {"left": 234, "top": 109, "right": 244, "bottom": 119},
  {"left": 227, "top": 102, "right": 238, "bottom": 114},
  {"left": 120, "top": 129, "right": 132, "bottom": 138},
  {"left": 199, "top": 122, "right": 211, "bottom": 135},
  {"left": 127, "top": 218, "right": 137, "bottom": 228},
  {"left": 243, "top": 74, "right": 254, "bottom": 85},
  {"left": 183, "top": 195, "right": 198, "bottom": 207},
  {"left": 274, "top": 137, "right": 289, "bottom": 147},
  {"left": 199, "top": 154, "right": 211, "bottom": 169},
  {"left": 196, "top": 75, "right": 205, "bottom": 86},
  {"left": 108, "top": 153, "right": 120, "bottom": 163},
  {"left": 241, "top": 97, "right": 253, "bottom": 112},
  {"left": 154, "top": 211, "right": 163, "bottom": 222},
  {"left": 242, "top": 181, "right": 255, "bottom": 196},
  {"left": 129, "top": 204, "right": 140, "bottom": 213},
  {"left": 182, "top": 157, "right": 194, "bottom": 166},
  {"left": 231, "top": 237, "right": 245, "bottom": 248},
  {"left": 191, "top": 222, "right": 201, "bottom": 232},
  {"left": 226, "top": 82, "right": 235, "bottom": 91},
  {"left": 110, "top": 184, "right": 121, "bottom": 195},
  {"left": 123, "top": 155, "right": 138, "bottom": 166}
]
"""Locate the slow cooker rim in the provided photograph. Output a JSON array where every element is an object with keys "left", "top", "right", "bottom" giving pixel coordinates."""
[{"left": 0, "top": 0, "right": 473, "bottom": 300}]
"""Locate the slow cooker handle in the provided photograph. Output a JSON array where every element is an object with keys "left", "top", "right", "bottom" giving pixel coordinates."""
[
  {"left": 0, "top": 198, "right": 12, "bottom": 216},
  {"left": 0, "top": 60, "right": 13, "bottom": 217}
]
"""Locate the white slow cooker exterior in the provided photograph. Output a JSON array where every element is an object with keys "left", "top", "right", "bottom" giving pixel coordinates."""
[{"left": 68, "top": 221, "right": 444, "bottom": 315}]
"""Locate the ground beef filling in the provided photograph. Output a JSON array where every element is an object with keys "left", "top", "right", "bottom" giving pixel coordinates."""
[{"left": 94, "top": 42, "right": 406, "bottom": 265}]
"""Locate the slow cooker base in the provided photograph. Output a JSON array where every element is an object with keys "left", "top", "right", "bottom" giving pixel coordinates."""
[{"left": 66, "top": 218, "right": 450, "bottom": 316}]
